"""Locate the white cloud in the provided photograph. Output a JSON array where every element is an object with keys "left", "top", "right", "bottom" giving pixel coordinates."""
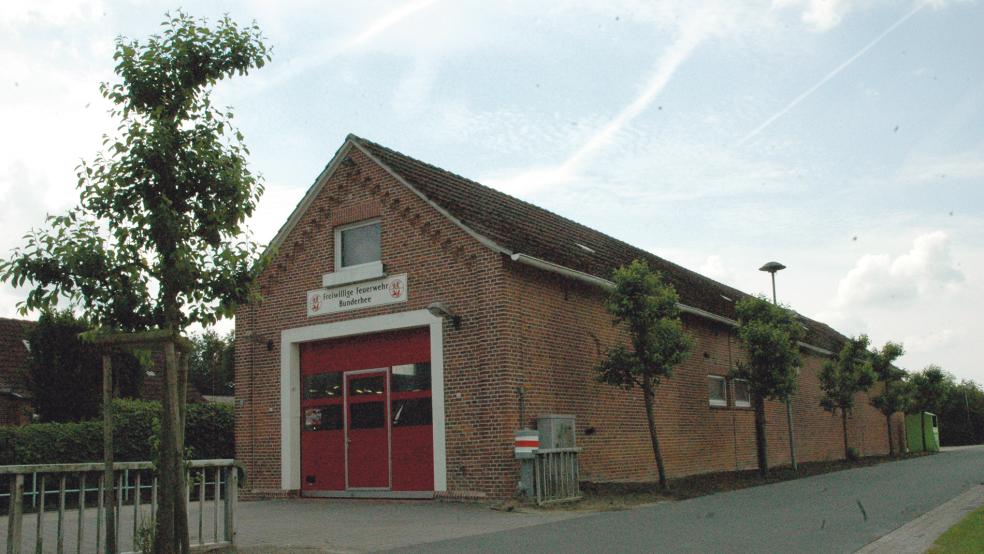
[
  {"left": 488, "top": 7, "right": 711, "bottom": 195},
  {"left": 738, "top": 2, "right": 925, "bottom": 146},
  {"left": 773, "top": 0, "right": 858, "bottom": 31},
  {"left": 391, "top": 58, "right": 440, "bottom": 116},
  {"left": 811, "top": 309, "right": 869, "bottom": 337},
  {"left": 904, "top": 328, "right": 964, "bottom": 354},
  {"left": 898, "top": 147, "right": 984, "bottom": 183},
  {"left": 834, "top": 231, "right": 964, "bottom": 307},
  {"left": 0, "top": 0, "right": 105, "bottom": 28},
  {"left": 699, "top": 255, "right": 738, "bottom": 286}
]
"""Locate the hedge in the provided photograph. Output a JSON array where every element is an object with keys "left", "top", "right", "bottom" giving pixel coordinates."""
[{"left": 0, "top": 399, "right": 233, "bottom": 466}]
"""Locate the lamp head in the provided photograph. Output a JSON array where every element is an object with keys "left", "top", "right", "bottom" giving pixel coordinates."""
[
  {"left": 427, "top": 302, "right": 461, "bottom": 330},
  {"left": 759, "top": 261, "right": 786, "bottom": 274}
]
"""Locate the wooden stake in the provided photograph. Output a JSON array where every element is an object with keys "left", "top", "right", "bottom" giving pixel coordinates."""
[{"left": 102, "top": 354, "right": 116, "bottom": 554}]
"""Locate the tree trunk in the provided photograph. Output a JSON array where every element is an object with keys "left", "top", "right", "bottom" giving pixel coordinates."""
[
  {"left": 886, "top": 413, "right": 895, "bottom": 457},
  {"left": 102, "top": 355, "right": 116, "bottom": 554},
  {"left": 642, "top": 376, "right": 668, "bottom": 490},
  {"left": 176, "top": 353, "right": 190, "bottom": 554},
  {"left": 753, "top": 393, "right": 768, "bottom": 477},
  {"left": 842, "top": 409, "right": 850, "bottom": 460},
  {"left": 155, "top": 342, "right": 177, "bottom": 554}
]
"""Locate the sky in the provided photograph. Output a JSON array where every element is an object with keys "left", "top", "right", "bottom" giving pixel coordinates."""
[{"left": 1, "top": 0, "right": 982, "bottom": 383}]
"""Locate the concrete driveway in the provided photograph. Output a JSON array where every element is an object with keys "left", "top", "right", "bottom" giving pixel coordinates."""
[
  {"left": 385, "top": 445, "right": 984, "bottom": 553},
  {"left": 235, "top": 498, "right": 583, "bottom": 553}
]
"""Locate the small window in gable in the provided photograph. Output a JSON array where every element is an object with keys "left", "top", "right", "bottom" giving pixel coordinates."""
[
  {"left": 335, "top": 219, "right": 381, "bottom": 269},
  {"left": 707, "top": 375, "right": 727, "bottom": 407}
]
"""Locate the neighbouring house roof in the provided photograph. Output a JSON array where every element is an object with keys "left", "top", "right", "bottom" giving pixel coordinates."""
[
  {"left": 0, "top": 317, "right": 203, "bottom": 404},
  {"left": 0, "top": 317, "right": 35, "bottom": 398},
  {"left": 272, "top": 134, "right": 849, "bottom": 354}
]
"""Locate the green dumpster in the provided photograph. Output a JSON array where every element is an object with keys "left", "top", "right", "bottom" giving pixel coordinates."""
[{"left": 905, "top": 412, "right": 940, "bottom": 452}]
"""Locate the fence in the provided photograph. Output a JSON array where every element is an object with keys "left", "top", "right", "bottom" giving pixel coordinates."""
[
  {"left": 1, "top": 459, "right": 238, "bottom": 554},
  {"left": 532, "top": 447, "right": 582, "bottom": 506}
]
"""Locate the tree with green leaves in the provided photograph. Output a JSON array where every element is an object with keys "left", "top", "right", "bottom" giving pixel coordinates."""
[
  {"left": 188, "top": 330, "right": 235, "bottom": 396},
  {"left": 1, "top": 11, "right": 270, "bottom": 553},
  {"left": 26, "top": 311, "right": 144, "bottom": 422},
  {"left": 595, "top": 259, "right": 694, "bottom": 489},
  {"left": 819, "top": 335, "right": 877, "bottom": 459},
  {"left": 940, "top": 379, "right": 984, "bottom": 446},
  {"left": 868, "top": 341, "right": 909, "bottom": 456},
  {"left": 733, "top": 295, "right": 804, "bottom": 476},
  {"left": 910, "top": 365, "right": 952, "bottom": 416}
]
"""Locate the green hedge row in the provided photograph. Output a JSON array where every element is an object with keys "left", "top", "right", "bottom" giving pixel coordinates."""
[{"left": 0, "top": 399, "right": 233, "bottom": 465}]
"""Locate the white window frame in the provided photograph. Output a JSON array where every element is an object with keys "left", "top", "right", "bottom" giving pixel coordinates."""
[
  {"left": 334, "top": 218, "right": 382, "bottom": 270},
  {"left": 325, "top": 219, "right": 384, "bottom": 287},
  {"left": 733, "top": 378, "right": 751, "bottom": 408},
  {"left": 707, "top": 375, "right": 727, "bottom": 407}
]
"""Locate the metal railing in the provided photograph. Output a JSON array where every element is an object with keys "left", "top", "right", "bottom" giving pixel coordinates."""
[
  {"left": 1, "top": 459, "right": 238, "bottom": 554},
  {"left": 533, "top": 447, "right": 582, "bottom": 506}
]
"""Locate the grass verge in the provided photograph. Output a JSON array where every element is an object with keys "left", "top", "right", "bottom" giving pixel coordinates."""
[{"left": 929, "top": 504, "right": 984, "bottom": 553}]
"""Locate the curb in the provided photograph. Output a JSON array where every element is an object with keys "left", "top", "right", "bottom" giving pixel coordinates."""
[{"left": 855, "top": 484, "right": 984, "bottom": 553}]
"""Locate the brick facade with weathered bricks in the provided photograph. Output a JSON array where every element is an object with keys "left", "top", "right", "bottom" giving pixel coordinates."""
[{"left": 235, "top": 136, "right": 900, "bottom": 500}]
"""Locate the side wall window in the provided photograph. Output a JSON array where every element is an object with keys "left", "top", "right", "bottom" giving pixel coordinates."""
[{"left": 707, "top": 375, "right": 727, "bottom": 407}]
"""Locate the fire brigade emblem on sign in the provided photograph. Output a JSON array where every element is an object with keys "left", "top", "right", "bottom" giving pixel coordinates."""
[{"left": 307, "top": 273, "right": 408, "bottom": 316}]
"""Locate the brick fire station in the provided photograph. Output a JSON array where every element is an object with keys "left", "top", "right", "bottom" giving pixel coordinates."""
[{"left": 234, "top": 134, "right": 899, "bottom": 499}]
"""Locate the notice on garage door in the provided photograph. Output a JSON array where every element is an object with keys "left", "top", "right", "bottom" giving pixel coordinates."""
[{"left": 307, "top": 273, "right": 408, "bottom": 317}]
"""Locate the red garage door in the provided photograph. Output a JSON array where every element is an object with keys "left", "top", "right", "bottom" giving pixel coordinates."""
[{"left": 300, "top": 327, "right": 433, "bottom": 494}]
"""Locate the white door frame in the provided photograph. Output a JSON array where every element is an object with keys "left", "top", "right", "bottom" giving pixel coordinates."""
[{"left": 280, "top": 310, "right": 446, "bottom": 492}]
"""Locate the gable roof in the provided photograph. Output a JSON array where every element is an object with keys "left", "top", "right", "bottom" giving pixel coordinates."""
[{"left": 272, "top": 134, "right": 848, "bottom": 354}]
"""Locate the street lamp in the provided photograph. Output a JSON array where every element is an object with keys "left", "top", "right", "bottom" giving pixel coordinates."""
[
  {"left": 759, "top": 260, "right": 798, "bottom": 470},
  {"left": 758, "top": 261, "right": 785, "bottom": 304}
]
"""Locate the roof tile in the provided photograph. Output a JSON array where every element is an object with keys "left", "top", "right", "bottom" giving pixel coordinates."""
[{"left": 351, "top": 135, "right": 847, "bottom": 352}]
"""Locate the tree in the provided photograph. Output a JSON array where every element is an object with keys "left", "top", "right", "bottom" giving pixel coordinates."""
[
  {"left": 819, "top": 335, "right": 876, "bottom": 459},
  {"left": 595, "top": 259, "right": 694, "bottom": 489},
  {"left": 733, "top": 295, "right": 804, "bottom": 476},
  {"left": 188, "top": 330, "right": 235, "bottom": 396},
  {"left": 907, "top": 367, "right": 984, "bottom": 448},
  {"left": 868, "top": 341, "right": 908, "bottom": 456},
  {"left": 1, "top": 12, "right": 270, "bottom": 553},
  {"left": 26, "top": 310, "right": 144, "bottom": 422},
  {"left": 910, "top": 365, "right": 951, "bottom": 415},
  {"left": 939, "top": 380, "right": 984, "bottom": 446}
]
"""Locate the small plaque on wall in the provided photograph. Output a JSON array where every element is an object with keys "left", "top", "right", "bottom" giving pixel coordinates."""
[{"left": 307, "top": 273, "right": 407, "bottom": 316}]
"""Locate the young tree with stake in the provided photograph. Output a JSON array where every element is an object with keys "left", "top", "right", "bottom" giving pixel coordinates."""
[
  {"left": 869, "top": 341, "right": 909, "bottom": 456},
  {"left": 595, "top": 259, "right": 693, "bottom": 489},
  {"left": 1, "top": 12, "right": 270, "bottom": 552},
  {"left": 733, "top": 295, "right": 804, "bottom": 476},
  {"left": 819, "top": 335, "right": 877, "bottom": 460}
]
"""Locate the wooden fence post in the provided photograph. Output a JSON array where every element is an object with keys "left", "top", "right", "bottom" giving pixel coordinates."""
[
  {"left": 223, "top": 467, "right": 237, "bottom": 545},
  {"left": 102, "top": 354, "right": 116, "bottom": 554},
  {"left": 175, "top": 350, "right": 190, "bottom": 554},
  {"left": 6, "top": 473, "right": 23, "bottom": 554},
  {"left": 156, "top": 342, "right": 177, "bottom": 554}
]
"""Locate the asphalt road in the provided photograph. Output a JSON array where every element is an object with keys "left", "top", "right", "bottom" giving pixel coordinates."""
[{"left": 391, "top": 445, "right": 984, "bottom": 553}]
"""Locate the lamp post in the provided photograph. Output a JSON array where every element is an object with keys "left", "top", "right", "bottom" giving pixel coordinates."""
[{"left": 759, "top": 261, "right": 798, "bottom": 471}]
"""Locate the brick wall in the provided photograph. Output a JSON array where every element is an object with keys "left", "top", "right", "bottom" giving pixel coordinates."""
[
  {"left": 237, "top": 146, "right": 904, "bottom": 500},
  {"left": 500, "top": 262, "right": 901, "bottom": 484},
  {"left": 0, "top": 396, "right": 30, "bottom": 426},
  {"left": 235, "top": 146, "right": 517, "bottom": 498}
]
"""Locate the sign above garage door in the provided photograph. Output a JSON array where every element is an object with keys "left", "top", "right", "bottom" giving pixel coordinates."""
[{"left": 307, "top": 273, "right": 408, "bottom": 317}]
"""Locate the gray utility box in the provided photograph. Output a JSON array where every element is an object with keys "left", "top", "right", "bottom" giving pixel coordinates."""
[{"left": 537, "top": 414, "right": 576, "bottom": 449}]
